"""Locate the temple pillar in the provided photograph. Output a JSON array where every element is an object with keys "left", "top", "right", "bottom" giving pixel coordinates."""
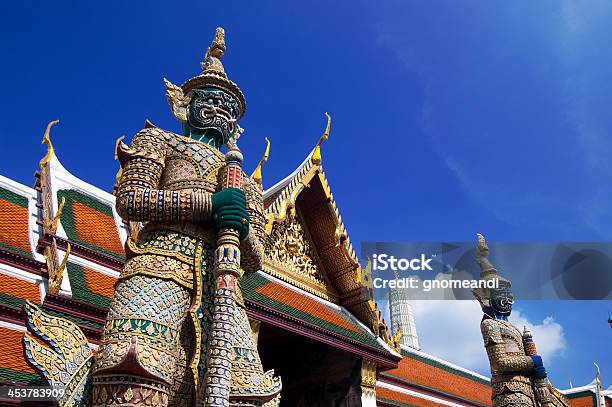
[{"left": 360, "top": 358, "right": 377, "bottom": 407}]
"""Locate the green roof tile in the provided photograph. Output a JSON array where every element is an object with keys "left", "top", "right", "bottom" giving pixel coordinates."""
[
  {"left": 66, "top": 262, "right": 112, "bottom": 309},
  {"left": 241, "top": 272, "right": 384, "bottom": 350}
]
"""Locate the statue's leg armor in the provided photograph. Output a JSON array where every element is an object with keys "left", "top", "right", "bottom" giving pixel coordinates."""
[
  {"left": 91, "top": 275, "right": 192, "bottom": 407},
  {"left": 493, "top": 392, "right": 537, "bottom": 407}
]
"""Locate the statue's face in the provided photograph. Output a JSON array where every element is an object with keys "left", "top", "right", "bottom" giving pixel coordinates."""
[
  {"left": 187, "top": 87, "right": 240, "bottom": 146},
  {"left": 490, "top": 285, "right": 514, "bottom": 316}
]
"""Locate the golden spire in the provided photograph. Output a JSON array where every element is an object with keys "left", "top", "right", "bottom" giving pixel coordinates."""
[
  {"left": 392, "top": 327, "right": 402, "bottom": 344},
  {"left": 251, "top": 137, "right": 270, "bottom": 185},
  {"left": 40, "top": 120, "right": 60, "bottom": 167},
  {"left": 311, "top": 112, "right": 331, "bottom": 165},
  {"left": 179, "top": 27, "right": 246, "bottom": 118},
  {"left": 475, "top": 233, "right": 497, "bottom": 276},
  {"left": 201, "top": 27, "right": 227, "bottom": 77}
]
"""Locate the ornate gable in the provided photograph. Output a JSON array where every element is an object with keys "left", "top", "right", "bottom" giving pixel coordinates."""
[
  {"left": 259, "top": 114, "right": 400, "bottom": 353},
  {"left": 264, "top": 209, "right": 338, "bottom": 302}
]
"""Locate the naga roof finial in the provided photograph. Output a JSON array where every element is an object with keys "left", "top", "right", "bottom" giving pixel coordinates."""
[
  {"left": 311, "top": 112, "right": 331, "bottom": 165},
  {"left": 201, "top": 27, "right": 227, "bottom": 77},
  {"left": 40, "top": 120, "right": 60, "bottom": 168},
  {"left": 251, "top": 137, "right": 271, "bottom": 185}
]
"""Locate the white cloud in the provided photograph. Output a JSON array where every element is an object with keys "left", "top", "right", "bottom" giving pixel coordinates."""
[
  {"left": 405, "top": 300, "right": 567, "bottom": 375},
  {"left": 508, "top": 310, "right": 568, "bottom": 367}
]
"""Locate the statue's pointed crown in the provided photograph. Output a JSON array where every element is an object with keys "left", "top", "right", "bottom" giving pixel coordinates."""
[
  {"left": 200, "top": 27, "right": 227, "bottom": 76},
  {"left": 180, "top": 27, "right": 246, "bottom": 118},
  {"left": 472, "top": 233, "right": 512, "bottom": 306}
]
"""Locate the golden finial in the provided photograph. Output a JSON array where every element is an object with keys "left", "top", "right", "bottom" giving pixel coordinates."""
[
  {"left": 392, "top": 327, "right": 402, "bottom": 344},
  {"left": 40, "top": 120, "right": 60, "bottom": 167},
  {"left": 114, "top": 135, "right": 125, "bottom": 184},
  {"left": 48, "top": 242, "right": 71, "bottom": 294},
  {"left": 58, "top": 243, "right": 71, "bottom": 276},
  {"left": 311, "top": 112, "right": 331, "bottom": 165},
  {"left": 48, "top": 196, "right": 65, "bottom": 234},
  {"left": 201, "top": 27, "right": 227, "bottom": 76},
  {"left": 251, "top": 137, "right": 270, "bottom": 185}
]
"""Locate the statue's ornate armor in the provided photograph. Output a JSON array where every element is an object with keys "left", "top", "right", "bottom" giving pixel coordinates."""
[
  {"left": 481, "top": 317, "right": 536, "bottom": 407},
  {"left": 91, "top": 126, "right": 266, "bottom": 406}
]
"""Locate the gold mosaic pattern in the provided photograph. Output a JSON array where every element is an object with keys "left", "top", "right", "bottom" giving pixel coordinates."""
[
  {"left": 23, "top": 302, "right": 94, "bottom": 407},
  {"left": 266, "top": 212, "right": 326, "bottom": 284}
]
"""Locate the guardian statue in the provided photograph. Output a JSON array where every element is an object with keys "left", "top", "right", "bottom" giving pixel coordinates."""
[{"left": 22, "top": 27, "right": 281, "bottom": 407}]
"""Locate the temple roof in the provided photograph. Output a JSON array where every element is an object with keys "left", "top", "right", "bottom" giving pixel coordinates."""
[
  {"left": 56, "top": 189, "right": 125, "bottom": 261},
  {"left": 1, "top": 120, "right": 569, "bottom": 403},
  {"left": 377, "top": 385, "right": 448, "bottom": 407},
  {"left": 378, "top": 346, "right": 492, "bottom": 407},
  {"left": 36, "top": 134, "right": 128, "bottom": 264},
  {"left": 559, "top": 378, "right": 612, "bottom": 406},
  {"left": 242, "top": 271, "right": 399, "bottom": 366},
  {"left": 0, "top": 325, "right": 45, "bottom": 386},
  {"left": 65, "top": 261, "right": 116, "bottom": 309},
  {"left": 261, "top": 134, "right": 398, "bottom": 352},
  {"left": 0, "top": 271, "right": 43, "bottom": 309},
  {"left": 0, "top": 175, "right": 39, "bottom": 260}
]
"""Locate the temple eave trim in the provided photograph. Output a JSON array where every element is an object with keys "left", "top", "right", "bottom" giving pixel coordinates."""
[
  {"left": 378, "top": 374, "right": 491, "bottom": 407},
  {"left": 244, "top": 299, "right": 400, "bottom": 369},
  {"left": 37, "top": 234, "right": 124, "bottom": 272}
]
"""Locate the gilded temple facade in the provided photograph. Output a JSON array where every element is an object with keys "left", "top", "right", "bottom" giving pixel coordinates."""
[
  {"left": 0, "top": 116, "right": 403, "bottom": 406},
  {"left": 1, "top": 123, "right": 609, "bottom": 407},
  {"left": 0, "top": 29, "right": 609, "bottom": 407}
]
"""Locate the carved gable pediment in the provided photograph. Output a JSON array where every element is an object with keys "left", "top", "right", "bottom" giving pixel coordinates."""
[{"left": 264, "top": 210, "right": 338, "bottom": 302}]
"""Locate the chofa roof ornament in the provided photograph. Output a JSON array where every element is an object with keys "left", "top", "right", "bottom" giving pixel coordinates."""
[
  {"left": 311, "top": 112, "right": 331, "bottom": 165},
  {"left": 251, "top": 137, "right": 271, "bottom": 185}
]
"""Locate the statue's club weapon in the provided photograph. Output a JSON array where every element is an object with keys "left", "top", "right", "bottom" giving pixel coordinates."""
[{"left": 203, "top": 128, "right": 245, "bottom": 407}]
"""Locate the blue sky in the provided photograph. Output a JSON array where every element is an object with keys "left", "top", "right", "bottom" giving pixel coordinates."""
[{"left": 0, "top": 0, "right": 610, "bottom": 388}]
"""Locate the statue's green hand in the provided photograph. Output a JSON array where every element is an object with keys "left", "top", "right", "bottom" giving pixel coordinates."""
[{"left": 211, "top": 188, "right": 250, "bottom": 240}]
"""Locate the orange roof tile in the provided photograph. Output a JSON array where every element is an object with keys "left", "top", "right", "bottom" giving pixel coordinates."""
[
  {"left": 569, "top": 395, "right": 596, "bottom": 407},
  {"left": 0, "top": 327, "right": 37, "bottom": 374},
  {"left": 0, "top": 196, "right": 31, "bottom": 256},
  {"left": 377, "top": 386, "right": 447, "bottom": 407},
  {"left": 0, "top": 274, "right": 40, "bottom": 304},
  {"left": 72, "top": 200, "right": 124, "bottom": 257},
  {"left": 383, "top": 352, "right": 492, "bottom": 405},
  {"left": 82, "top": 267, "right": 116, "bottom": 298},
  {"left": 256, "top": 280, "right": 360, "bottom": 333}
]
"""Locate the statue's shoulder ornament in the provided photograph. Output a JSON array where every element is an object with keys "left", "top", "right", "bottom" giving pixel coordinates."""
[
  {"left": 481, "top": 317, "right": 505, "bottom": 346},
  {"left": 116, "top": 126, "right": 172, "bottom": 167}
]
